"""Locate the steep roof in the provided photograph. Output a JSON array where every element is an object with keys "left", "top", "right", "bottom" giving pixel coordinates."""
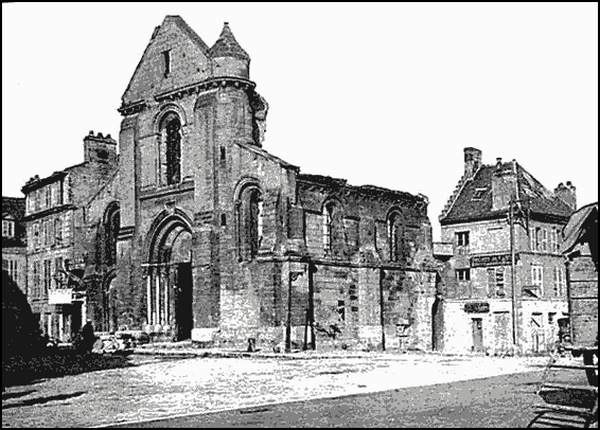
[
  {"left": 121, "top": 15, "right": 210, "bottom": 105},
  {"left": 2, "top": 196, "right": 26, "bottom": 248},
  {"left": 166, "top": 15, "right": 209, "bottom": 52},
  {"left": 208, "top": 22, "right": 250, "bottom": 60},
  {"left": 2, "top": 196, "right": 25, "bottom": 220},
  {"left": 560, "top": 202, "right": 598, "bottom": 255},
  {"left": 440, "top": 162, "right": 573, "bottom": 225}
]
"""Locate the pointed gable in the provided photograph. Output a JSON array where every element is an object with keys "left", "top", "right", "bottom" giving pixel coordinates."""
[
  {"left": 121, "top": 15, "right": 211, "bottom": 106},
  {"left": 440, "top": 161, "right": 573, "bottom": 225}
]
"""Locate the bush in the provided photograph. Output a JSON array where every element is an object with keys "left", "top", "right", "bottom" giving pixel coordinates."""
[{"left": 2, "top": 270, "right": 45, "bottom": 360}]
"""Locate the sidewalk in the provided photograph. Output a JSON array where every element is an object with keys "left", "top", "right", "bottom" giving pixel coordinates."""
[
  {"left": 133, "top": 340, "right": 551, "bottom": 362},
  {"left": 134, "top": 342, "right": 380, "bottom": 360}
]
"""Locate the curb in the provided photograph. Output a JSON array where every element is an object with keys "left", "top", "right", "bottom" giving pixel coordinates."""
[{"left": 132, "top": 349, "right": 377, "bottom": 360}]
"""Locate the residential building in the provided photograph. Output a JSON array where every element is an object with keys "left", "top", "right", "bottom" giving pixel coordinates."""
[
  {"left": 2, "top": 196, "right": 27, "bottom": 296},
  {"left": 435, "top": 147, "right": 574, "bottom": 355},
  {"left": 21, "top": 132, "right": 118, "bottom": 341}
]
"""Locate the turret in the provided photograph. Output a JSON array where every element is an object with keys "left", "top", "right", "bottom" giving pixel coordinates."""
[{"left": 208, "top": 22, "right": 250, "bottom": 79}]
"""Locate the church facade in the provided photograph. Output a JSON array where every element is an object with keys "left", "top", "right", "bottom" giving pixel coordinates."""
[
  {"left": 18, "top": 16, "right": 439, "bottom": 351},
  {"left": 109, "top": 16, "right": 439, "bottom": 351}
]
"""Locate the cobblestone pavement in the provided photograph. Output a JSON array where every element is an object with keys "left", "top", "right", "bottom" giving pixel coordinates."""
[{"left": 1, "top": 353, "right": 548, "bottom": 428}]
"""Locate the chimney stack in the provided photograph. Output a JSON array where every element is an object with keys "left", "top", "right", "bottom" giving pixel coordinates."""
[
  {"left": 464, "top": 147, "right": 482, "bottom": 178},
  {"left": 83, "top": 131, "right": 117, "bottom": 164},
  {"left": 554, "top": 181, "right": 577, "bottom": 211}
]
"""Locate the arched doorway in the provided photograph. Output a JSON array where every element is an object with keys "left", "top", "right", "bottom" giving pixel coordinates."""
[{"left": 146, "top": 214, "right": 193, "bottom": 341}]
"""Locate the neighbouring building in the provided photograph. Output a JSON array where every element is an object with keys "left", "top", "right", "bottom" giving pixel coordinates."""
[
  {"left": 560, "top": 202, "right": 598, "bottom": 346},
  {"left": 109, "top": 16, "right": 438, "bottom": 351},
  {"left": 21, "top": 131, "right": 118, "bottom": 342},
  {"left": 435, "top": 147, "right": 574, "bottom": 355},
  {"left": 2, "top": 196, "right": 28, "bottom": 295}
]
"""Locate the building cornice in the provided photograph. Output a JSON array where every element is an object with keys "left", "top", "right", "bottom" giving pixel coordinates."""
[
  {"left": 118, "top": 77, "right": 256, "bottom": 116},
  {"left": 23, "top": 204, "right": 76, "bottom": 222},
  {"left": 22, "top": 171, "right": 68, "bottom": 194}
]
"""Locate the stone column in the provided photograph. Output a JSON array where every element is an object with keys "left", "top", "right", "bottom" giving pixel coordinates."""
[
  {"left": 145, "top": 270, "right": 151, "bottom": 326},
  {"left": 155, "top": 271, "right": 161, "bottom": 329}
]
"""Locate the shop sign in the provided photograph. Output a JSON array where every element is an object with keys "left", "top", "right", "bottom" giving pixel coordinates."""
[
  {"left": 48, "top": 288, "right": 73, "bottom": 305},
  {"left": 470, "top": 253, "right": 519, "bottom": 267},
  {"left": 464, "top": 301, "right": 490, "bottom": 313}
]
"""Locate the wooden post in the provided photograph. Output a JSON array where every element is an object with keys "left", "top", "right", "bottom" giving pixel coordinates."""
[
  {"left": 308, "top": 261, "right": 316, "bottom": 350},
  {"left": 379, "top": 267, "right": 386, "bottom": 351},
  {"left": 303, "top": 308, "right": 309, "bottom": 351},
  {"left": 285, "top": 271, "right": 293, "bottom": 353}
]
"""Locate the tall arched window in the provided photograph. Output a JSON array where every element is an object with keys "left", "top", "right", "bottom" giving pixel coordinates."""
[
  {"left": 104, "top": 203, "right": 120, "bottom": 266},
  {"left": 160, "top": 113, "right": 182, "bottom": 185},
  {"left": 237, "top": 186, "right": 263, "bottom": 261},
  {"left": 388, "top": 211, "right": 404, "bottom": 262}
]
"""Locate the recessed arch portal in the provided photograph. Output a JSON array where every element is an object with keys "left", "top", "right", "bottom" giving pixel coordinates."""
[{"left": 145, "top": 213, "right": 194, "bottom": 340}]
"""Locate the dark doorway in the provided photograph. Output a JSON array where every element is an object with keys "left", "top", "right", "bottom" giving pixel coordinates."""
[
  {"left": 175, "top": 262, "right": 193, "bottom": 341},
  {"left": 71, "top": 302, "right": 82, "bottom": 339},
  {"left": 472, "top": 318, "right": 484, "bottom": 352}
]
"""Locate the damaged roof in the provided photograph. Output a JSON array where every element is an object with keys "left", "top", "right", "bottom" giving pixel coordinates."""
[{"left": 441, "top": 162, "right": 573, "bottom": 225}]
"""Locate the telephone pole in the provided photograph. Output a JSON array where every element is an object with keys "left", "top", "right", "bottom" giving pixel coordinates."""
[{"left": 508, "top": 198, "right": 519, "bottom": 350}]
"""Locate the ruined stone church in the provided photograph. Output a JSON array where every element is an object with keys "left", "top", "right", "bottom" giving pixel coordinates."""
[{"left": 62, "top": 16, "right": 440, "bottom": 350}]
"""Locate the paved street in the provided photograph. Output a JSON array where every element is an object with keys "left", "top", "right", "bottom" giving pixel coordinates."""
[
  {"left": 123, "top": 370, "right": 549, "bottom": 428},
  {"left": 1, "top": 352, "right": 554, "bottom": 428}
]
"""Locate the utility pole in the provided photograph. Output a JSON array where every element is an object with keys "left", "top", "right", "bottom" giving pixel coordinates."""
[
  {"left": 508, "top": 199, "right": 517, "bottom": 348},
  {"left": 285, "top": 271, "right": 293, "bottom": 353},
  {"left": 286, "top": 269, "right": 304, "bottom": 353},
  {"left": 508, "top": 197, "right": 522, "bottom": 353}
]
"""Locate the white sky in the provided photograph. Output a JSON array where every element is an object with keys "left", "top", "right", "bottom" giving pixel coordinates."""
[{"left": 2, "top": 2, "right": 598, "bottom": 240}]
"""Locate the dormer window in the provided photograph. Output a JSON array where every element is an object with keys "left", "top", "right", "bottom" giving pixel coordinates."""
[
  {"left": 2, "top": 219, "right": 15, "bottom": 238},
  {"left": 162, "top": 50, "right": 171, "bottom": 77}
]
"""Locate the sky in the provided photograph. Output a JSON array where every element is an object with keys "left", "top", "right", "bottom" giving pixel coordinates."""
[{"left": 2, "top": 2, "right": 598, "bottom": 240}]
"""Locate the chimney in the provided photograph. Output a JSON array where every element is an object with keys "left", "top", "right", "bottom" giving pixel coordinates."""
[
  {"left": 554, "top": 181, "right": 577, "bottom": 211},
  {"left": 491, "top": 159, "right": 517, "bottom": 211},
  {"left": 463, "top": 147, "right": 482, "bottom": 178},
  {"left": 84, "top": 131, "right": 117, "bottom": 164}
]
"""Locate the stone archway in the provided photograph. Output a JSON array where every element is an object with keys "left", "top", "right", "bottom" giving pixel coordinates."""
[{"left": 145, "top": 215, "right": 193, "bottom": 341}]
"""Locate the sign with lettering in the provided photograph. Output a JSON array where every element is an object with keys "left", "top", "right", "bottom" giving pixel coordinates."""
[
  {"left": 48, "top": 288, "right": 73, "bottom": 305},
  {"left": 470, "top": 253, "right": 519, "bottom": 267},
  {"left": 464, "top": 301, "right": 490, "bottom": 313}
]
